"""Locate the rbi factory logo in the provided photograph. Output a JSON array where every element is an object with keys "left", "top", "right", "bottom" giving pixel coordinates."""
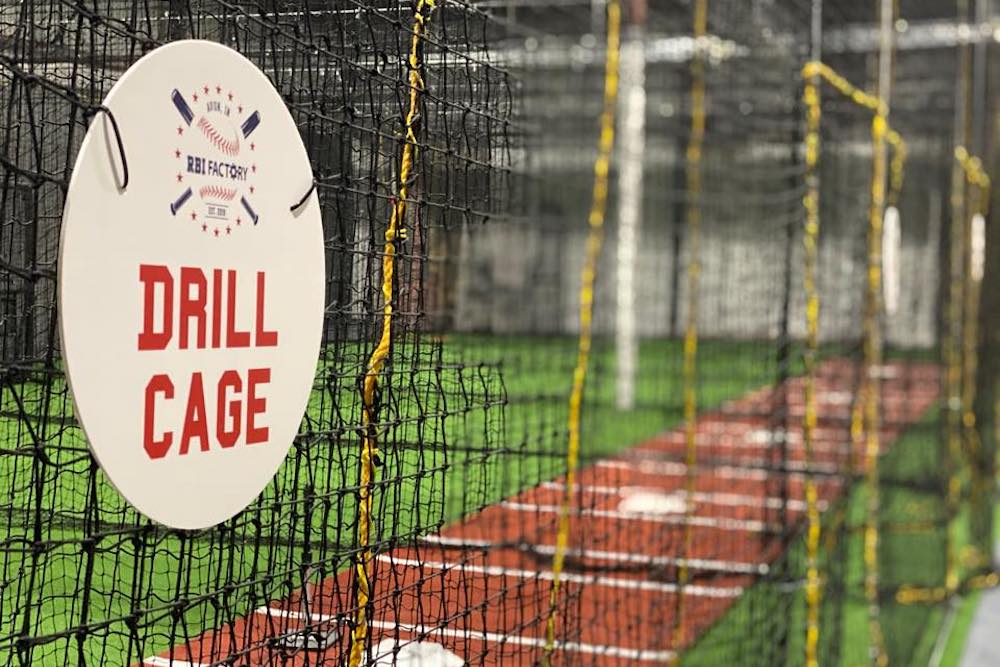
[{"left": 169, "top": 85, "right": 260, "bottom": 237}]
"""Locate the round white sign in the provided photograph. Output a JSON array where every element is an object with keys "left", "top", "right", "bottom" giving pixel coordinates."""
[{"left": 59, "top": 40, "right": 324, "bottom": 529}]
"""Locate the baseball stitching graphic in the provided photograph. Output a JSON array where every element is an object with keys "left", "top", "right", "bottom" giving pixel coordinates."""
[
  {"left": 168, "top": 86, "right": 261, "bottom": 237},
  {"left": 197, "top": 116, "right": 240, "bottom": 157},
  {"left": 198, "top": 185, "right": 238, "bottom": 201}
]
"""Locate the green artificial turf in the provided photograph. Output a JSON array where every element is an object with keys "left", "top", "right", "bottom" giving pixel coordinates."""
[
  {"left": 1, "top": 337, "right": 971, "bottom": 667},
  {"left": 933, "top": 504, "right": 1000, "bottom": 667},
  {"left": 682, "top": 403, "right": 997, "bottom": 667},
  {"left": 0, "top": 336, "right": 776, "bottom": 665}
]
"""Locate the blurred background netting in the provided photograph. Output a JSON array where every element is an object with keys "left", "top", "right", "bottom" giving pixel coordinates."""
[{"left": 1, "top": 1, "right": 997, "bottom": 666}]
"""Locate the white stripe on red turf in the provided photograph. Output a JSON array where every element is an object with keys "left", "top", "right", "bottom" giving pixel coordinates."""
[
  {"left": 375, "top": 555, "right": 744, "bottom": 598},
  {"left": 256, "top": 606, "right": 335, "bottom": 622},
  {"left": 419, "top": 534, "right": 768, "bottom": 575},
  {"left": 539, "top": 481, "right": 829, "bottom": 512},
  {"left": 254, "top": 608, "right": 678, "bottom": 662},
  {"left": 143, "top": 658, "right": 210, "bottom": 667},
  {"left": 596, "top": 458, "right": 840, "bottom": 479},
  {"left": 499, "top": 501, "right": 775, "bottom": 532},
  {"left": 370, "top": 619, "right": 677, "bottom": 663}
]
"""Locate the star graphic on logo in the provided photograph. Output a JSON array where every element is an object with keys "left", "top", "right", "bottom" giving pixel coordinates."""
[
  {"left": 214, "top": 228, "right": 220, "bottom": 237},
  {"left": 176, "top": 173, "right": 183, "bottom": 182},
  {"left": 226, "top": 227, "right": 232, "bottom": 235},
  {"left": 190, "top": 212, "right": 197, "bottom": 221},
  {"left": 192, "top": 92, "right": 199, "bottom": 102},
  {"left": 174, "top": 149, "right": 181, "bottom": 158},
  {"left": 216, "top": 85, "right": 222, "bottom": 94},
  {"left": 202, "top": 223, "right": 208, "bottom": 232},
  {"left": 203, "top": 85, "right": 209, "bottom": 94},
  {"left": 228, "top": 92, "right": 233, "bottom": 101},
  {"left": 236, "top": 217, "right": 242, "bottom": 226},
  {"left": 177, "top": 127, "right": 183, "bottom": 135}
]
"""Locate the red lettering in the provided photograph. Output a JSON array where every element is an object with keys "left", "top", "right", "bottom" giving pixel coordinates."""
[
  {"left": 179, "top": 372, "right": 209, "bottom": 454},
  {"left": 225, "top": 270, "right": 250, "bottom": 348},
  {"left": 143, "top": 374, "right": 174, "bottom": 459},
  {"left": 138, "top": 265, "right": 173, "bottom": 350},
  {"left": 254, "top": 272, "right": 278, "bottom": 347},
  {"left": 179, "top": 267, "right": 207, "bottom": 349},
  {"left": 246, "top": 368, "right": 270, "bottom": 444},
  {"left": 211, "top": 269, "right": 223, "bottom": 349},
  {"left": 216, "top": 370, "right": 243, "bottom": 448}
]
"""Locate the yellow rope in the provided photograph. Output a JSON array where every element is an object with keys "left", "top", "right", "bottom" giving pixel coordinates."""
[
  {"left": 943, "top": 147, "right": 968, "bottom": 596},
  {"left": 956, "top": 147, "right": 992, "bottom": 192},
  {"left": 802, "top": 62, "right": 885, "bottom": 116},
  {"left": 347, "top": 2, "right": 435, "bottom": 663},
  {"left": 800, "top": 63, "right": 823, "bottom": 667},
  {"left": 801, "top": 60, "right": 908, "bottom": 667},
  {"left": 895, "top": 570, "right": 999, "bottom": 606},
  {"left": 943, "top": 18, "right": 974, "bottom": 598},
  {"left": 956, "top": 147, "right": 991, "bottom": 567},
  {"left": 886, "top": 130, "right": 906, "bottom": 208},
  {"left": 961, "top": 167, "right": 983, "bottom": 562},
  {"left": 863, "top": 107, "right": 889, "bottom": 667},
  {"left": 900, "top": 151, "right": 993, "bottom": 609},
  {"left": 670, "top": 1, "right": 707, "bottom": 660},
  {"left": 541, "top": 2, "right": 621, "bottom": 662}
]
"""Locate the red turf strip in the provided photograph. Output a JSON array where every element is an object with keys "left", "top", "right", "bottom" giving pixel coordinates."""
[{"left": 141, "top": 359, "right": 939, "bottom": 666}]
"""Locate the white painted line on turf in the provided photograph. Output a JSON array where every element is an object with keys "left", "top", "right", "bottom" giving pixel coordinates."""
[
  {"left": 143, "top": 658, "right": 211, "bottom": 667},
  {"left": 255, "top": 606, "right": 679, "bottom": 662},
  {"left": 376, "top": 555, "right": 744, "bottom": 598},
  {"left": 499, "top": 501, "right": 774, "bottom": 533},
  {"left": 370, "top": 619, "right": 678, "bottom": 663},
  {"left": 538, "top": 482, "right": 829, "bottom": 512},
  {"left": 658, "top": 426, "right": 849, "bottom": 454},
  {"left": 819, "top": 391, "right": 854, "bottom": 405},
  {"left": 419, "top": 534, "right": 768, "bottom": 575},
  {"left": 596, "top": 458, "right": 840, "bottom": 479},
  {"left": 255, "top": 606, "right": 335, "bottom": 622},
  {"left": 618, "top": 489, "right": 688, "bottom": 514},
  {"left": 742, "top": 429, "right": 848, "bottom": 454},
  {"left": 625, "top": 448, "right": 847, "bottom": 475}
]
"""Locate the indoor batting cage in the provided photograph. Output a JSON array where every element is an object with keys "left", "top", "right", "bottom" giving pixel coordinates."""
[{"left": 0, "top": 1, "right": 997, "bottom": 666}]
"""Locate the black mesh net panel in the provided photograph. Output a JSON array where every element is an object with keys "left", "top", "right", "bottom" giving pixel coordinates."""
[
  {"left": 0, "top": 1, "right": 531, "bottom": 665},
  {"left": 0, "top": 1, "right": 995, "bottom": 666}
]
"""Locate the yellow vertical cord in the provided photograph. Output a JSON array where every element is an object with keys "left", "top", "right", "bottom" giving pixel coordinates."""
[
  {"left": 944, "top": 7, "right": 972, "bottom": 597},
  {"left": 670, "top": 1, "right": 707, "bottom": 661},
  {"left": 347, "top": 1, "right": 436, "bottom": 664},
  {"left": 800, "top": 61, "right": 823, "bottom": 667},
  {"left": 541, "top": 2, "right": 621, "bottom": 662},
  {"left": 863, "top": 105, "right": 889, "bottom": 667},
  {"left": 886, "top": 131, "right": 906, "bottom": 209},
  {"left": 800, "top": 61, "right": 907, "bottom": 667},
  {"left": 960, "top": 155, "right": 980, "bottom": 567},
  {"left": 956, "top": 148, "right": 992, "bottom": 568},
  {"left": 944, "top": 152, "right": 967, "bottom": 596},
  {"left": 893, "top": 153, "right": 986, "bottom": 608}
]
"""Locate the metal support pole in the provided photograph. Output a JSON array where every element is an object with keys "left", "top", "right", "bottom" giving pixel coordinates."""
[{"left": 614, "top": 0, "right": 646, "bottom": 410}]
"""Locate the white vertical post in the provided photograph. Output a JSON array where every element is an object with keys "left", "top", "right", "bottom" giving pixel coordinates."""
[
  {"left": 591, "top": 0, "right": 607, "bottom": 40},
  {"left": 882, "top": 205, "right": 901, "bottom": 317},
  {"left": 615, "top": 7, "right": 645, "bottom": 411},
  {"left": 971, "top": 213, "right": 986, "bottom": 282}
]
